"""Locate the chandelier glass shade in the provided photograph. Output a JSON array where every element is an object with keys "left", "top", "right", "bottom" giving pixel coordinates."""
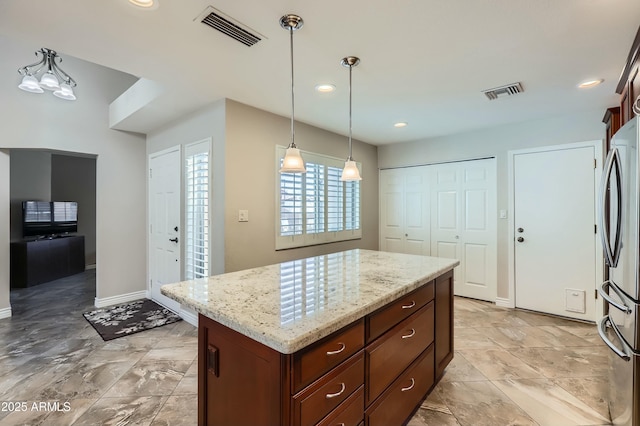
[
  {"left": 279, "top": 14, "right": 306, "bottom": 174},
  {"left": 18, "top": 48, "right": 77, "bottom": 101},
  {"left": 340, "top": 56, "right": 362, "bottom": 181}
]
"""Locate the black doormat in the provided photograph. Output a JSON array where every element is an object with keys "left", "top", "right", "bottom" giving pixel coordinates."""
[{"left": 83, "top": 299, "right": 182, "bottom": 341}]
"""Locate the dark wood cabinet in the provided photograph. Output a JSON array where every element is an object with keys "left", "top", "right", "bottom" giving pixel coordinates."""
[
  {"left": 197, "top": 271, "right": 454, "bottom": 426},
  {"left": 616, "top": 26, "right": 640, "bottom": 127},
  {"left": 435, "top": 270, "right": 454, "bottom": 379},
  {"left": 602, "top": 107, "right": 621, "bottom": 151},
  {"left": 10, "top": 235, "right": 85, "bottom": 288}
]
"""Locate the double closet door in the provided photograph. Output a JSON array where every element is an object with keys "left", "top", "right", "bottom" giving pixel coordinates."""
[{"left": 379, "top": 159, "right": 497, "bottom": 302}]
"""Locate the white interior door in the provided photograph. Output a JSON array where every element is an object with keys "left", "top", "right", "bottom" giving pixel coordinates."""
[
  {"left": 430, "top": 159, "right": 497, "bottom": 301},
  {"left": 379, "top": 168, "right": 430, "bottom": 255},
  {"left": 380, "top": 169, "right": 406, "bottom": 253},
  {"left": 149, "top": 147, "right": 181, "bottom": 312},
  {"left": 513, "top": 145, "right": 598, "bottom": 321}
]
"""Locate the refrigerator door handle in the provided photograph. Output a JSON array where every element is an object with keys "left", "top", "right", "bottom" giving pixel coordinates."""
[
  {"left": 609, "top": 148, "right": 623, "bottom": 267},
  {"left": 599, "top": 148, "right": 616, "bottom": 266},
  {"left": 599, "top": 280, "right": 633, "bottom": 314},
  {"left": 597, "top": 316, "right": 631, "bottom": 361}
]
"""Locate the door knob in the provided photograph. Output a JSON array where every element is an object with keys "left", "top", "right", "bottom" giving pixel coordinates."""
[
  {"left": 517, "top": 227, "right": 524, "bottom": 233},
  {"left": 169, "top": 237, "right": 179, "bottom": 243},
  {"left": 517, "top": 237, "right": 524, "bottom": 243}
]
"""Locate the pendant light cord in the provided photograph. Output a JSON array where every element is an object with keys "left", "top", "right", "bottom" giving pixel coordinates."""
[
  {"left": 289, "top": 27, "right": 296, "bottom": 148},
  {"left": 348, "top": 63, "right": 353, "bottom": 161}
]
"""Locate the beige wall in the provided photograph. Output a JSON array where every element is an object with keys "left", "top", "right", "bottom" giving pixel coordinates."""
[
  {"left": 378, "top": 108, "right": 607, "bottom": 301},
  {"left": 224, "top": 100, "right": 378, "bottom": 272}
]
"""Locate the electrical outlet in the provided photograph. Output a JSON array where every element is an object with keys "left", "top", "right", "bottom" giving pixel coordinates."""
[{"left": 238, "top": 210, "right": 249, "bottom": 222}]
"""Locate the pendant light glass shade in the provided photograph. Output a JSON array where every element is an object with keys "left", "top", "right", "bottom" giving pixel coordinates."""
[
  {"left": 280, "top": 147, "right": 306, "bottom": 173},
  {"left": 340, "top": 56, "right": 362, "bottom": 181},
  {"left": 39, "top": 71, "right": 60, "bottom": 90},
  {"left": 53, "top": 83, "right": 77, "bottom": 101},
  {"left": 18, "top": 75, "right": 44, "bottom": 93},
  {"left": 278, "top": 14, "right": 306, "bottom": 174},
  {"left": 341, "top": 160, "right": 362, "bottom": 181}
]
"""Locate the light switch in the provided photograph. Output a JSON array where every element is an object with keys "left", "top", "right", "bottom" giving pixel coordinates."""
[
  {"left": 238, "top": 210, "right": 249, "bottom": 222},
  {"left": 499, "top": 209, "right": 507, "bottom": 219}
]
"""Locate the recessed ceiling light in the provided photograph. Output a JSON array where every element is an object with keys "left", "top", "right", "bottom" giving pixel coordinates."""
[
  {"left": 129, "top": 0, "right": 157, "bottom": 9},
  {"left": 315, "top": 84, "right": 335, "bottom": 93},
  {"left": 394, "top": 122, "right": 408, "bottom": 128},
  {"left": 578, "top": 79, "right": 604, "bottom": 89}
]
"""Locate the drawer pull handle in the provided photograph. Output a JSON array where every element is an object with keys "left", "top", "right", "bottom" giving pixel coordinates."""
[
  {"left": 401, "top": 328, "right": 416, "bottom": 339},
  {"left": 326, "top": 342, "right": 346, "bottom": 356},
  {"left": 325, "top": 382, "right": 346, "bottom": 399},
  {"left": 401, "top": 378, "right": 415, "bottom": 392},
  {"left": 402, "top": 300, "right": 416, "bottom": 309}
]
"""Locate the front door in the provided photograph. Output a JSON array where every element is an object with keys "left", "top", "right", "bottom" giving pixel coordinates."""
[
  {"left": 513, "top": 143, "right": 599, "bottom": 321},
  {"left": 149, "top": 146, "right": 181, "bottom": 312}
]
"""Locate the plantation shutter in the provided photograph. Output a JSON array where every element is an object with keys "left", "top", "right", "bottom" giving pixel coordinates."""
[{"left": 185, "top": 139, "right": 210, "bottom": 280}]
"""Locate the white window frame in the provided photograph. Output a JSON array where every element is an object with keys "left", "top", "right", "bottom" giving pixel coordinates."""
[
  {"left": 275, "top": 145, "right": 362, "bottom": 250},
  {"left": 185, "top": 138, "right": 211, "bottom": 279}
]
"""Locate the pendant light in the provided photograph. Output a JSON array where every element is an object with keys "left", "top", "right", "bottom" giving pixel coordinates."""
[
  {"left": 279, "top": 14, "right": 306, "bottom": 174},
  {"left": 340, "top": 56, "right": 362, "bottom": 181}
]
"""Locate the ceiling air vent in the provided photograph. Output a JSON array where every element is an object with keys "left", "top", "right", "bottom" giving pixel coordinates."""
[
  {"left": 196, "top": 6, "right": 264, "bottom": 47},
  {"left": 481, "top": 82, "right": 524, "bottom": 100}
]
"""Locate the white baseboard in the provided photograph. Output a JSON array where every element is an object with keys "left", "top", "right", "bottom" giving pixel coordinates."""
[
  {"left": 85, "top": 264, "right": 97, "bottom": 270},
  {"left": 495, "top": 297, "right": 514, "bottom": 308},
  {"left": 180, "top": 308, "right": 198, "bottom": 327},
  {"left": 94, "top": 290, "right": 148, "bottom": 308},
  {"left": 0, "top": 307, "right": 12, "bottom": 319}
]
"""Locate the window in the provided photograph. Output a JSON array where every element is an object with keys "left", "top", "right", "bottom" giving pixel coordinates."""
[
  {"left": 276, "top": 146, "right": 362, "bottom": 249},
  {"left": 185, "top": 139, "right": 210, "bottom": 279}
]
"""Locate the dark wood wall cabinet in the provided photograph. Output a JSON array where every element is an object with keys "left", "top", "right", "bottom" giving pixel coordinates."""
[
  {"left": 616, "top": 25, "right": 640, "bottom": 126},
  {"left": 10, "top": 235, "right": 85, "bottom": 288},
  {"left": 197, "top": 269, "right": 454, "bottom": 426}
]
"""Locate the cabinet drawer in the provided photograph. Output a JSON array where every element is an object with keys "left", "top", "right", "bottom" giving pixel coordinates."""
[
  {"left": 293, "top": 351, "right": 364, "bottom": 426},
  {"left": 366, "top": 281, "right": 434, "bottom": 343},
  {"left": 366, "top": 344, "right": 435, "bottom": 426},
  {"left": 316, "top": 385, "right": 364, "bottom": 426},
  {"left": 366, "top": 301, "right": 434, "bottom": 405},
  {"left": 294, "top": 319, "right": 364, "bottom": 393}
]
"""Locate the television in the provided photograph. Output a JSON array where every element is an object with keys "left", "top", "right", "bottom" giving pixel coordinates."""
[{"left": 22, "top": 201, "right": 78, "bottom": 238}]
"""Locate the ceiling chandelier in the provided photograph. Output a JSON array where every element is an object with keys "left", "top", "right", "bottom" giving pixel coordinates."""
[
  {"left": 278, "top": 14, "right": 306, "bottom": 174},
  {"left": 18, "top": 48, "right": 77, "bottom": 101},
  {"left": 340, "top": 56, "right": 362, "bottom": 181}
]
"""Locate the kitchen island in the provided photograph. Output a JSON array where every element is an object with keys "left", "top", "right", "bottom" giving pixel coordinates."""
[{"left": 161, "top": 249, "right": 459, "bottom": 426}]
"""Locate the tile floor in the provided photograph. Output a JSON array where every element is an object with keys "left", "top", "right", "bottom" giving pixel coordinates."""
[{"left": 0, "top": 270, "right": 611, "bottom": 425}]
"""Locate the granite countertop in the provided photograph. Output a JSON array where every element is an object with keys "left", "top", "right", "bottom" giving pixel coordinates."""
[{"left": 161, "top": 249, "right": 459, "bottom": 354}]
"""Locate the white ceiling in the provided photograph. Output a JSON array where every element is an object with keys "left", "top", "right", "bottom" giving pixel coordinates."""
[{"left": 1, "top": 0, "right": 639, "bottom": 145}]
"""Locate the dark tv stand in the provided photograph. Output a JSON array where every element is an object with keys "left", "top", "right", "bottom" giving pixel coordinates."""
[{"left": 10, "top": 235, "right": 85, "bottom": 288}]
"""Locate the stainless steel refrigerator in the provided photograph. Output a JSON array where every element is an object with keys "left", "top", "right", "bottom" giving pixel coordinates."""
[{"left": 598, "top": 115, "right": 640, "bottom": 426}]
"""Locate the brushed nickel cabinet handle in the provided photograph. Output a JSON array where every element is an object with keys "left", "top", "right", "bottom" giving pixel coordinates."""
[
  {"left": 401, "top": 300, "right": 416, "bottom": 309},
  {"left": 207, "top": 345, "right": 219, "bottom": 377},
  {"left": 401, "top": 328, "right": 416, "bottom": 339},
  {"left": 325, "top": 382, "right": 346, "bottom": 399},
  {"left": 326, "top": 342, "right": 346, "bottom": 355},
  {"left": 401, "top": 378, "right": 415, "bottom": 392}
]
